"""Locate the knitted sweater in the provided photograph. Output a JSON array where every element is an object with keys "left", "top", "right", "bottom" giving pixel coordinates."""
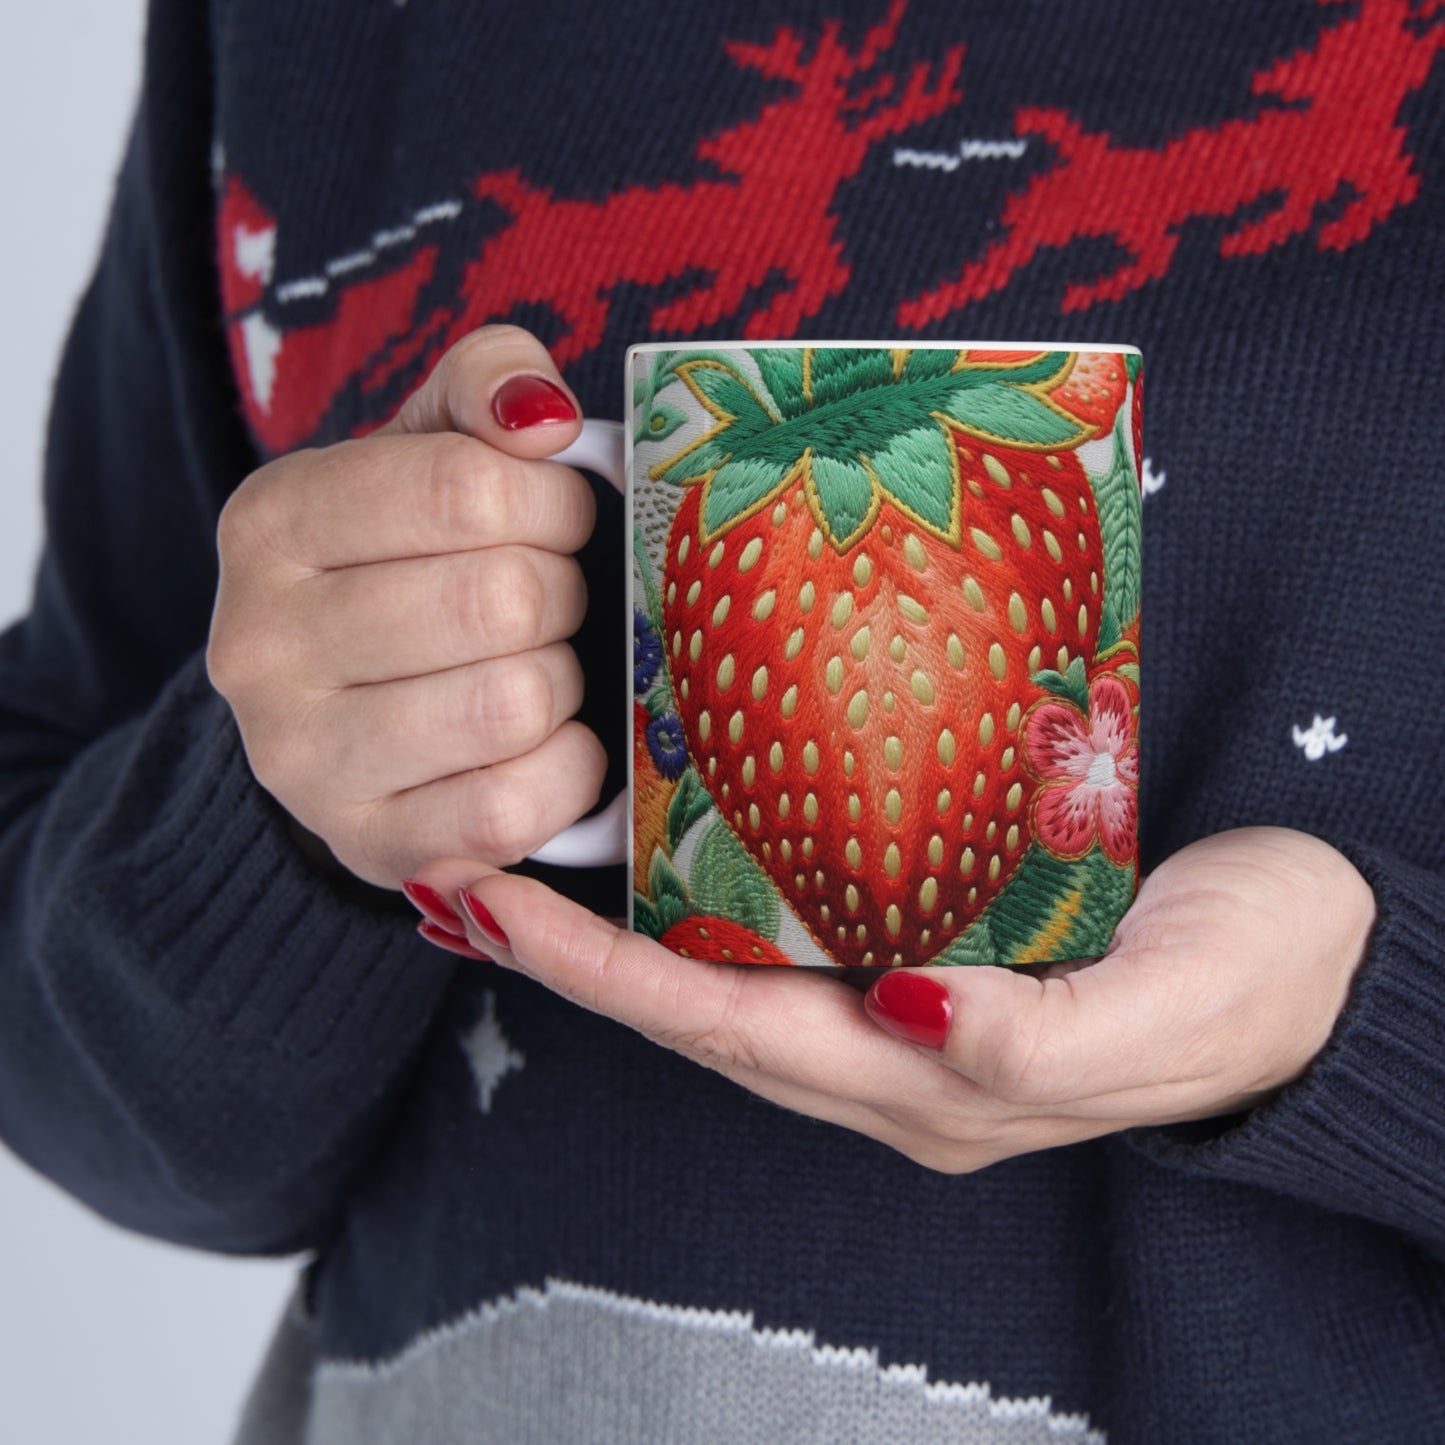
[{"left": 2, "top": 0, "right": 1443, "bottom": 1440}]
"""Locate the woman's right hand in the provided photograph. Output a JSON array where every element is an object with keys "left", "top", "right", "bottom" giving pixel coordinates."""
[{"left": 206, "top": 325, "right": 606, "bottom": 888}]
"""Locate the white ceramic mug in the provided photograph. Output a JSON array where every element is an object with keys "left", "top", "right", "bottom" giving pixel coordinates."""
[{"left": 532, "top": 340, "right": 1142, "bottom": 970}]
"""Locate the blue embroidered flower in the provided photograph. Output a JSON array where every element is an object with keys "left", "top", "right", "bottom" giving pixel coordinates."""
[
  {"left": 646, "top": 712, "right": 688, "bottom": 780},
  {"left": 634, "top": 609, "right": 663, "bottom": 694}
]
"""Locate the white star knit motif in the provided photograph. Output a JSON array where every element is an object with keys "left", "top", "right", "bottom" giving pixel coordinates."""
[{"left": 460, "top": 992, "right": 525, "bottom": 1114}]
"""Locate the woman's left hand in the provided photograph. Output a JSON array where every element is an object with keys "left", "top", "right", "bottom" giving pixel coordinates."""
[{"left": 406, "top": 827, "right": 1376, "bottom": 1172}]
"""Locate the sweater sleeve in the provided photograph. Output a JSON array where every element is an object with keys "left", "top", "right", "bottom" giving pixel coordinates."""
[
  {"left": 1128, "top": 843, "right": 1445, "bottom": 1256},
  {"left": 0, "top": 0, "right": 453, "bottom": 1254}
]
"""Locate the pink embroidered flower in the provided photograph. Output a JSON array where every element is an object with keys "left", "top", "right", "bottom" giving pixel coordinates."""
[{"left": 1022, "top": 675, "right": 1139, "bottom": 866}]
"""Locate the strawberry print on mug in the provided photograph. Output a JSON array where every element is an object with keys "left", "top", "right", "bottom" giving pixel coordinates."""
[{"left": 629, "top": 344, "right": 1142, "bottom": 968}]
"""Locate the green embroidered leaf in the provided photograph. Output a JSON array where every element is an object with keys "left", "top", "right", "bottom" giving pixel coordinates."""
[
  {"left": 665, "top": 770, "right": 696, "bottom": 852},
  {"left": 952, "top": 351, "right": 1071, "bottom": 389},
  {"left": 809, "top": 348, "right": 895, "bottom": 408},
  {"left": 635, "top": 399, "right": 687, "bottom": 447},
  {"left": 944, "top": 380, "right": 1088, "bottom": 449},
  {"left": 900, "top": 348, "right": 956, "bottom": 382},
  {"left": 1114, "top": 662, "right": 1141, "bottom": 688},
  {"left": 651, "top": 347, "right": 1093, "bottom": 547},
  {"left": 657, "top": 432, "right": 733, "bottom": 487},
  {"left": 983, "top": 846, "right": 1137, "bottom": 966},
  {"left": 647, "top": 848, "right": 690, "bottom": 933},
  {"left": 870, "top": 424, "right": 956, "bottom": 533},
  {"left": 1125, "top": 352, "right": 1142, "bottom": 384},
  {"left": 633, "top": 350, "right": 675, "bottom": 408},
  {"left": 648, "top": 846, "right": 687, "bottom": 905},
  {"left": 684, "top": 794, "right": 715, "bottom": 839},
  {"left": 808, "top": 452, "right": 875, "bottom": 546},
  {"left": 633, "top": 892, "right": 664, "bottom": 941},
  {"left": 665, "top": 768, "right": 713, "bottom": 853},
  {"left": 1091, "top": 407, "right": 1143, "bottom": 627},
  {"left": 928, "top": 915, "right": 999, "bottom": 967},
  {"left": 632, "top": 525, "right": 665, "bottom": 639},
  {"left": 681, "top": 360, "right": 775, "bottom": 429},
  {"left": 752, "top": 349, "right": 807, "bottom": 419},
  {"left": 1095, "top": 596, "right": 1122, "bottom": 654},
  {"left": 644, "top": 682, "right": 673, "bottom": 718},
  {"left": 633, "top": 351, "right": 681, "bottom": 441},
  {"left": 703, "top": 457, "right": 791, "bottom": 536},
  {"left": 1031, "top": 656, "right": 1090, "bottom": 712},
  {"left": 657, "top": 895, "right": 690, "bottom": 934},
  {"left": 689, "top": 820, "right": 781, "bottom": 941}
]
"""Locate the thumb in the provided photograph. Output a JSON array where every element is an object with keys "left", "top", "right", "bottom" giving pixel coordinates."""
[
  {"left": 864, "top": 959, "right": 1167, "bottom": 1109},
  {"left": 380, "top": 323, "right": 583, "bottom": 458}
]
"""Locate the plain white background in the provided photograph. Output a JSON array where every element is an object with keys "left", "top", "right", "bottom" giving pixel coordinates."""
[{"left": 0, "top": 4, "right": 296, "bottom": 1441}]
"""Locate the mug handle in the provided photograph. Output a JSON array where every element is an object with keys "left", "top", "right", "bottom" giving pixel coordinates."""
[{"left": 526, "top": 418, "right": 630, "bottom": 868}]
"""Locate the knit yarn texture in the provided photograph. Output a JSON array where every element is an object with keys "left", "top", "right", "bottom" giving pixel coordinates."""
[{"left": 1, "top": 2, "right": 1442, "bottom": 1442}]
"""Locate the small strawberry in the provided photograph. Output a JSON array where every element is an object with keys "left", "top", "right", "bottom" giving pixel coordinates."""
[
  {"left": 652, "top": 348, "right": 1112, "bottom": 967},
  {"left": 660, "top": 915, "right": 794, "bottom": 966},
  {"left": 1052, "top": 350, "right": 1128, "bottom": 434}
]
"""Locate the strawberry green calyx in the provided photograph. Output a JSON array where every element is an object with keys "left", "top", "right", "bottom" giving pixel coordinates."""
[{"left": 651, "top": 347, "right": 1096, "bottom": 551}]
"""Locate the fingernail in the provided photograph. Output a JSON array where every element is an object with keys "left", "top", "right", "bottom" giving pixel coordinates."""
[
  {"left": 491, "top": 374, "right": 578, "bottom": 430},
  {"left": 417, "top": 919, "right": 493, "bottom": 961},
  {"left": 401, "top": 879, "right": 466, "bottom": 936},
  {"left": 864, "top": 971, "right": 953, "bottom": 1051},
  {"left": 458, "top": 888, "right": 512, "bottom": 952}
]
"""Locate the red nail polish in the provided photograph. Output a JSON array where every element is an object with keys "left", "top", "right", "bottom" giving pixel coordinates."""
[
  {"left": 864, "top": 971, "right": 954, "bottom": 1051},
  {"left": 491, "top": 374, "right": 578, "bottom": 430},
  {"left": 458, "top": 888, "right": 512, "bottom": 951},
  {"left": 417, "top": 919, "right": 493, "bottom": 962},
  {"left": 401, "top": 879, "right": 466, "bottom": 937}
]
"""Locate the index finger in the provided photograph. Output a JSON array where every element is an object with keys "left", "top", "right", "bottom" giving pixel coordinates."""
[
  {"left": 245, "top": 432, "right": 597, "bottom": 571},
  {"left": 439, "top": 868, "right": 947, "bottom": 1106},
  {"left": 878, "top": 950, "right": 1184, "bottom": 1115}
]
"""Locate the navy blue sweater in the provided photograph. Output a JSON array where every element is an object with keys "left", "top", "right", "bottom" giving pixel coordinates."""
[{"left": 2, "top": 0, "right": 1444, "bottom": 1440}]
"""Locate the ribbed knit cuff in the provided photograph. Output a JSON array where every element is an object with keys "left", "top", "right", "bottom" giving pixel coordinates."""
[
  {"left": 54, "top": 653, "right": 452, "bottom": 1067},
  {"left": 1128, "top": 844, "right": 1445, "bottom": 1249}
]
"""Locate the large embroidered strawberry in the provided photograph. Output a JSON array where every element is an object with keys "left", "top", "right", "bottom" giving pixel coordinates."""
[{"left": 653, "top": 347, "right": 1112, "bottom": 967}]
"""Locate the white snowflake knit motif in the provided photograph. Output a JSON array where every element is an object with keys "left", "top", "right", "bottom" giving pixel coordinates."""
[{"left": 1292, "top": 715, "right": 1348, "bottom": 760}]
